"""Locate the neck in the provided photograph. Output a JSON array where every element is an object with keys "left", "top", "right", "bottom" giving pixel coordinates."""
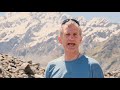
[{"left": 64, "top": 51, "right": 80, "bottom": 61}]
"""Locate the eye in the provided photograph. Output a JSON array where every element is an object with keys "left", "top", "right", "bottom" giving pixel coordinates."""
[
  {"left": 66, "top": 33, "right": 70, "bottom": 36},
  {"left": 73, "top": 33, "right": 77, "bottom": 36}
]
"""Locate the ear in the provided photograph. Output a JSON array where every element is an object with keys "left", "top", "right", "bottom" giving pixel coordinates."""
[{"left": 58, "top": 36, "right": 62, "bottom": 44}]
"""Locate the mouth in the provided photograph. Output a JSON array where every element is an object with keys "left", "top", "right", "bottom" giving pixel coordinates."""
[{"left": 67, "top": 43, "right": 76, "bottom": 47}]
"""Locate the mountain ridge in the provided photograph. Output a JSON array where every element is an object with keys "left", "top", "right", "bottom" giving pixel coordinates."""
[{"left": 0, "top": 12, "right": 120, "bottom": 72}]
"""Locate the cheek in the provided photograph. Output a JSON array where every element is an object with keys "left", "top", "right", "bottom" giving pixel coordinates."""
[
  {"left": 58, "top": 36, "right": 67, "bottom": 44},
  {"left": 61, "top": 39, "right": 66, "bottom": 45},
  {"left": 79, "top": 37, "right": 82, "bottom": 43},
  {"left": 77, "top": 37, "right": 82, "bottom": 43}
]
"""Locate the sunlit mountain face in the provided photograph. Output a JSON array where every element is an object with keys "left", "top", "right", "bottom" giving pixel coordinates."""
[{"left": 0, "top": 12, "right": 120, "bottom": 72}]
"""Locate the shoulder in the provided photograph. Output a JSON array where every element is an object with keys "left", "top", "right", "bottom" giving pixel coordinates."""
[
  {"left": 81, "top": 55, "right": 102, "bottom": 69},
  {"left": 83, "top": 55, "right": 100, "bottom": 65},
  {"left": 48, "top": 56, "right": 64, "bottom": 65},
  {"left": 44, "top": 56, "right": 64, "bottom": 78},
  {"left": 46, "top": 56, "right": 64, "bottom": 70},
  {"left": 84, "top": 55, "right": 103, "bottom": 70},
  {"left": 83, "top": 55, "right": 104, "bottom": 78}
]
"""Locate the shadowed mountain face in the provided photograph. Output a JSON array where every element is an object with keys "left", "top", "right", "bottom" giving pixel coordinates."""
[
  {"left": 0, "top": 12, "right": 120, "bottom": 72},
  {"left": 86, "top": 32, "right": 120, "bottom": 72}
]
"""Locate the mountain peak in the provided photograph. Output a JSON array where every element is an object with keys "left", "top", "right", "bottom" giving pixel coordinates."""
[{"left": 0, "top": 12, "right": 120, "bottom": 73}]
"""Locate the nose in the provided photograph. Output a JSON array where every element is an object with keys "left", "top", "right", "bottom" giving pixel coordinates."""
[{"left": 68, "top": 35, "right": 74, "bottom": 40}]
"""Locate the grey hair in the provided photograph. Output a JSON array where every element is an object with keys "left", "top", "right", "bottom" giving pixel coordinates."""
[{"left": 59, "top": 20, "right": 82, "bottom": 36}]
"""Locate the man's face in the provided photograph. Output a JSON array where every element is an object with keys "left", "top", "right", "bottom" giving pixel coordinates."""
[{"left": 58, "top": 24, "right": 82, "bottom": 53}]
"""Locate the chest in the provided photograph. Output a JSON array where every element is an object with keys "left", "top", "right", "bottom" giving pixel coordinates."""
[{"left": 50, "top": 62, "right": 91, "bottom": 78}]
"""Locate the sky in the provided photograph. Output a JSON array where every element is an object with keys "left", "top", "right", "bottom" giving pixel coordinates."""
[
  {"left": 0, "top": 12, "right": 120, "bottom": 23},
  {"left": 66, "top": 12, "right": 120, "bottom": 23},
  {"left": 0, "top": 12, "right": 5, "bottom": 16}
]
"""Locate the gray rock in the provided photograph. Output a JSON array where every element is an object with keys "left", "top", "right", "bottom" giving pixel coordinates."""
[
  {"left": 34, "top": 74, "right": 44, "bottom": 78},
  {"left": 0, "top": 53, "right": 45, "bottom": 78},
  {"left": 0, "top": 66, "right": 2, "bottom": 73}
]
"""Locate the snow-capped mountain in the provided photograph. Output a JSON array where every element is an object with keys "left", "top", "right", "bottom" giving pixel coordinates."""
[
  {"left": 81, "top": 17, "right": 120, "bottom": 52},
  {"left": 0, "top": 12, "right": 120, "bottom": 71},
  {"left": 86, "top": 31, "right": 120, "bottom": 72},
  {"left": 0, "top": 12, "right": 72, "bottom": 63}
]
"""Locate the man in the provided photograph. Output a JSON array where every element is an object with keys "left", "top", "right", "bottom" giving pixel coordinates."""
[{"left": 45, "top": 19, "right": 104, "bottom": 78}]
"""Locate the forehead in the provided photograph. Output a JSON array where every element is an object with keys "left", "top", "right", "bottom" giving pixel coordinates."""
[{"left": 62, "top": 24, "right": 80, "bottom": 33}]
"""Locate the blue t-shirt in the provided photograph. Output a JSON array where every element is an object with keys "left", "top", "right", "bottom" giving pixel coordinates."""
[{"left": 45, "top": 55, "right": 104, "bottom": 78}]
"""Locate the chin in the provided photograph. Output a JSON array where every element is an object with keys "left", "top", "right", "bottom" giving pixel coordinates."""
[{"left": 66, "top": 49, "right": 77, "bottom": 53}]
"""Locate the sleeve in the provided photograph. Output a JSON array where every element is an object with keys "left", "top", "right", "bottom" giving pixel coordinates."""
[
  {"left": 91, "top": 63, "right": 104, "bottom": 78},
  {"left": 44, "top": 63, "right": 51, "bottom": 78}
]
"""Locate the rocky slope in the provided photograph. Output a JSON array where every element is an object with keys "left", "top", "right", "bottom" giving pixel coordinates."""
[
  {"left": 104, "top": 70, "right": 120, "bottom": 78},
  {"left": 0, "top": 53, "right": 120, "bottom": 78},
  {"left": 0, "top": 53, "right": 45, "bottom": 78},
  {"left": 0, "top": 12, "right": 120, "bottom": 72}
]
